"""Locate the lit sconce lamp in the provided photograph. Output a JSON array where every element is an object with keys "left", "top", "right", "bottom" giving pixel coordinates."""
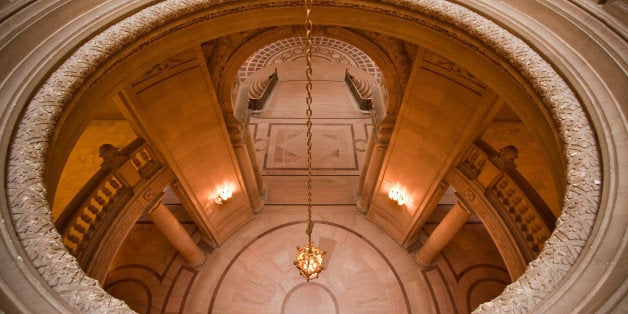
[
  {"left": 215, "top": 188, "right": 233, "bottom": 205},
  {"left": 388, "top": 188, "right": 408, "bottom": 206}
]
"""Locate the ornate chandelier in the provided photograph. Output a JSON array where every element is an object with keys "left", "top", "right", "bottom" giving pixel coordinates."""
[{"left": 293, "top": 0, "right": 325, "bottom": 281}]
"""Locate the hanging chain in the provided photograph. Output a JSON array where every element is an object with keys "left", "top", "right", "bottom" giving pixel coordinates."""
[{"left": 304, "top": 0, "right": 314, "bottom": 246}]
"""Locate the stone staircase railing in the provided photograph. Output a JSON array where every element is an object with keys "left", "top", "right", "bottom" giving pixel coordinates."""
[
  {"left": 55, "top": 139, "right": 167, "bottom": 273},
  {"left": 345, "top": 69, "right": 372, "bottom": 110},
  {"left": 248, "top": 68, "right": 278, "bottom": 110},
  {"left": 456, "top": 139, "right": 556, "bottom": 260}
]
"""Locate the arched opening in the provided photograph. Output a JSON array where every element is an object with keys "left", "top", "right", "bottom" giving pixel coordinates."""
[
  {"left": 50, "top": 27, "right": 560, "bottom": 312},
  {"left": 3, "top": 1, "right": 612, "bottom": 312}
]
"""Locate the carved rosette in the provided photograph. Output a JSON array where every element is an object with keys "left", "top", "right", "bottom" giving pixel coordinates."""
[{"left": 5, "top": 0, "right": 600, "bottom": 312}]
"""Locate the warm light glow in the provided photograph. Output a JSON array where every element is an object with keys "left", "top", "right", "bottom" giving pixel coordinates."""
[
  {"left": 219, "top": 189, "right": 232, "bottom": 201},
  {"left": 215, "top": 188, "right": 233, "bottom": 205},
  {"left": 388, "top": 188, "right": 408, "bottom": 206},
  {"left": 293, "top": 245, "right": 325, "bottom": 281}
]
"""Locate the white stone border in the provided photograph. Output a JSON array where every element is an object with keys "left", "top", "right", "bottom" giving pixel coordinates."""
[{"left": 5, "top": 0, "right": 600, "bottom": 312}]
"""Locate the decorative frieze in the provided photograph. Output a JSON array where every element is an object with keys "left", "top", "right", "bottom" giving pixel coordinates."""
[
  {"left": 56, "top": 140, "right": 161, "bottom": 263},
  {"left": 457, "top": 140, "right": 555, "bottom": 260},
  {"left": 422, "top": 51, "right": 486, "bottom": 91},
  {"left": 87, "top": 167, "right": 175, "bottom": 282},
  {"left": 446, "top": 169, "right": 527, "bottom": 280},
  {"left": 136, "top": 53, "right": 196, "bottom": 84}
]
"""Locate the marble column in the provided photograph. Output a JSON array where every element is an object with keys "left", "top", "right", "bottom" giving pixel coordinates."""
[
  {"left": 245, "top": 125, "right": 266, "bottom": 196},
  {"left": 168, "top": 181, "right": 216, "bottom": 244},
  {"left": 355, "top": 129, "right": 375, "bottom": 197},
  {"left": 356, "top": 143, "right": 387, "bottom": 213},
  {"left": 148, "top": 201, "right": 206, "bottom": 267},
  {"left": 233, "top": 142, "right": 263, "bottom": 213},
  {"left": 414, "top": 201, "right": 471, "bottom": 267}
]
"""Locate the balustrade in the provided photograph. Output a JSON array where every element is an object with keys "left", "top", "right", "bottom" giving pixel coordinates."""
[
  {"left": 62, "top": 174, "right": 130, "bottom": 254},
  {"left": 345, "top": 69, "right": 373, "bottom": 110},
  {"left": 56, "top": 139, "right": 162, "bottom": 262},
  {"left": 129, "top": 145, "right": 159, "bottom": 179},
  {"left": 457, "top": 140, "right": 555, "bottom": 259},
  {"left": 248, "top": 69, "right": 278, "bottom": 110}
]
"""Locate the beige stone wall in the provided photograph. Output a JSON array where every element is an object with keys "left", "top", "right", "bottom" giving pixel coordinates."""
[
  {"left": 115, "top": 48, "right": 254, "bottom": 245},
  {"left": 52, "top": 119, "right": 136, "bottom": 220},
  {"left": 368, "top": 62, "right": 501, "bottom": 244}
]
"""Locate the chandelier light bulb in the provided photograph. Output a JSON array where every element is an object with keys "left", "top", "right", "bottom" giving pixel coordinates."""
[
  {"left": 219, "top": 189, "right": 232, "bottom": 200},
  {"left": 294, "top": 245, "right": 326, "bottom": 281},
  {"left": 388, "top": 190, "right": 399, "bottom": 201},
  {"left": 215, "top": 188, "right": 233, "bottom": 205},
  {"left": 397, "top": 194, "right": 408, "bottom": 206},
  {"left": 388, "top": 188, "right": 408, "bottom": 206}
]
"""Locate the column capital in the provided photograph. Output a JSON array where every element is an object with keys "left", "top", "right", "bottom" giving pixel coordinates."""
[
  {"left": 376, "top": 125, "right": 394, "bottom": 146},
  {"left": 453, "top": 193, "right": 473, "bottom": 214},
  {"left": 223, "top": 112, "right": 244, "bottom": 145},
  {"left": 374, "top": 113, "right": 397, "bottom": 146},
  {"left": 147, "top": 193, "right": 165, "bottom": 214}
]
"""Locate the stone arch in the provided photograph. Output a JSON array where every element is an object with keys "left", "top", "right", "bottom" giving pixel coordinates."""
[
  {"left": 3, "top": 0, "right": 606, "bottom": 312},
  {"left": 216, "top": 25, "right": 404, "bottom": 117},
  {"left": 237, "top": 36, "right": 383, "bottom": 81}
]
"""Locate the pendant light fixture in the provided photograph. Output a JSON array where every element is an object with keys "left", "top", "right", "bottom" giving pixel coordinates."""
[{"left": 293, "top": 0, "right": 325, "bottom": 281}]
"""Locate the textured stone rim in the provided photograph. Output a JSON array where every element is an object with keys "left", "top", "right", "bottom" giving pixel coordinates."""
[{"left": 5, "top": 0, "right": 600, "bottom": 312}]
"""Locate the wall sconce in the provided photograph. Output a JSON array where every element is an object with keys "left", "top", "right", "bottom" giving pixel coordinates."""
[
  {"left": 388, "top": 188, "right": 408, "bottom": 206},
  {"left": 215, "top": 188, "right": 233, "bottom": 205}
]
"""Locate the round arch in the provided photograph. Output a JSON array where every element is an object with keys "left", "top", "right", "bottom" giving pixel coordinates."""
[
  {"left": 1, "top": 0, "right": 620, "bottom": 312},
  {"left": 214, "top": 25, "right": 404, "bottom": 118}
]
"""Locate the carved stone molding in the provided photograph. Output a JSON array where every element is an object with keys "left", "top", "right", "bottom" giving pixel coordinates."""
[
  {"left": 136, "top": 53, "right": 196, "bottom": 85},
  {"left": 421, "top": 51, "right": 487, "bottom": 91},
  {"left": 4, "top": 0, "right": 600, "bottom": 312},
  {"left": 237, "top": 32, "right": 384, "bottom": 82},
  {"left": 446, "top": 169, "right": 527, "bottom": 280},
  {"left": 376, "top": 124, "right": 395, "bottom": 146},
  {"left": 216, "top": 25, "right": 404, "bottom": 115},
  {"left": 225, "top": 120, "right": 245, "bottom": 145},
  {"left": 202, "top": 27, "right": 271, "bottom": 99},
  {"left": 86, "top": 168, "right": 174, "bottom": 282}
]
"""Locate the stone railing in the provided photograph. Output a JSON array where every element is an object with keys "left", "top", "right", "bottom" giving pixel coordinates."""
[
  {"left": 345, "top": 69, "right": 373, "bottom": 110},
  {"left": 55, "top": 139, "right": 166, "bottom": 271},
  {"left": 457, "top": 139, "right": 555, "bottom": 260},
  {"left": 248, "top": 68, "right": 278, "bottom": 110}
]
